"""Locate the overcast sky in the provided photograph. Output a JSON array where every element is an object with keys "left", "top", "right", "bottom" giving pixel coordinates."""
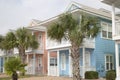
[{"left": 0, "top": 0, "right": 112, "bottom": 35}]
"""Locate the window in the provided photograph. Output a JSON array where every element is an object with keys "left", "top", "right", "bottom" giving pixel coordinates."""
[
  {"left": 101, "top": 22, "right": 112, "bottom": 39},
  {"left": 38, "top": 57, "right": 42, "bottom": 66},
  {"left": 50, "top": 57, "right": 57, "bottom": 66},
  {"left": 38, "top": 33, "right": 42, "bottom": 46},
  {"left": 61, "top": 53, "right": 66, "bottom": 70},
  {"left": 105, "top": 55, "right": 114, "bottom": 71}
]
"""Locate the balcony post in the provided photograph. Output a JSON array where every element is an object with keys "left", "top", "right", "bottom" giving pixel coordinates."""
[
  {"left": 83, "top": 47, "right": 85, "bottom": 78},
  {"left": 57, "top": 50, "right": 59, "bottom": 76},
  {"left": 48, "top": 51, "right": 50, "bottom": 76},
  {"left": 33, "top": 53, "right": 36, "bottom": 74},
  {"left": 115, "top": 42, "right": 120, "bottom": 77},
  {"left": 112, "top": 3, "right": 115, "bottom": 38},
  {"left": 69, "top": 49, "right": 72, "bottom": 77}
]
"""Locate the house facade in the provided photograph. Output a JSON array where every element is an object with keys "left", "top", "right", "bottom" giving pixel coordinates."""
[
  {"left": 100, "top": 0, "right": 120, "bottom": 79},
  {"left": 0, "top": 1, "right": 118, "bottom": 78},
  {"left": 34, "top": 2, "right": 116, "bottom": 78}
]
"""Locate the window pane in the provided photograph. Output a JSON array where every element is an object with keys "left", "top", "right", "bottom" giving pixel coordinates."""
[
  {"left": 108, "top": 24, "right": 112, "bottom": 32},
  {"left": 110, "top": 56, "right": 112, "bottom": 62},
  {"left": 106, "top": 63, "right": 109, "bottom": 70},
  {"left": 108, "top": 32, "right": 112, "bottom": 39},
  {"left": 61, "top": 54, "right": 66, "bottom": 70},
  {"left": 50, "top": 58, "right": 54, "bottom": 66},
  {"left": 106, "top": 56, "right": 109, "bottom": 62},
  {"left": 102, "top": 31, "right": 107, "bottom": 38},
  {"left": 110, "top": 63, "right": 113, "bottom": 70}
]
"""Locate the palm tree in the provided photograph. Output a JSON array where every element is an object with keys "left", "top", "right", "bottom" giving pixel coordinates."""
[
  {"left": 47, "top": 13, "right": 100, "bottom": 80},
  {"left": 4, "top": 57, "right": 26, "bottom": 80},
  {"left": 2, "top": 27, "right": 38, "bottom": 64}
]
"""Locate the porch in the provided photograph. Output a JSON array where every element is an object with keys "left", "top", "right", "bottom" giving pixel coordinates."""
[
  {"left": 25, "top": 53, "right": 44, "bottom": 75},
  {"left": 48, "top": 47, "right": 96, "bottom": 78}
]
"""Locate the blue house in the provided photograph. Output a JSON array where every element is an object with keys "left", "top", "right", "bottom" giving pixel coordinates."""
[{"left": 36, "top": 1, "right": 116, "bottom": 78}]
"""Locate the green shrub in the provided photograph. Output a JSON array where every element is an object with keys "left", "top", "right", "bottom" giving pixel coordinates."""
[
  {"left": 106, "top": 70, "right": 116, "bottom": 80},
  {"left": 85, "top": 71, "right": 98, "bottom": 79}
]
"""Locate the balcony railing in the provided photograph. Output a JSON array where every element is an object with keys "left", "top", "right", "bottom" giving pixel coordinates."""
[
  {"left": 46, "top": 38, "right": 95, "bottom": 49},
  {"left": 113, "top": 21, "right": 120, "bottom": 40},
  {"left": 25, "top": 66, "right": 43, "bottom": 75}
]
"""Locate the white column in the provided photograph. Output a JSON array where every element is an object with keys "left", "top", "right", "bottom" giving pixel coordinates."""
[
  {"left": 69, "top": 49, "right": 72, "bottom": 77},
  {"left": 27, "top": 54, "right": 29, "bottom": 63},
  {"left": 115, "top": 42, "right": 119, "bottom": 77},
  {"left": 48, "top": 51, "right": 50, "bottom": 76},
  {"left": 33, "top": 53, "right": 36, "bottom": 74},
  {"left": 83, "top": 47, "right": 85, "bottom": 78},
  {"left": 57, "top": 50, "right": 59, "bottom": 76},
  {"left": 32, "top": 31, "right": 34, "bottom": 35},
  {"left": 112, "top": 3, "right": 116, "bottom": 38}
]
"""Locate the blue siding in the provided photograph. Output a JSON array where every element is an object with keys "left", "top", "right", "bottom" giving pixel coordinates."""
[
  {"left": 94, "top": 20, "right": 115, "bottom": 77},
  {"left": 59, "top": 50, "right": 69, "bottom": 76},
  {"left": 0, "top": 57, "right": 3, "bottom": 73}
]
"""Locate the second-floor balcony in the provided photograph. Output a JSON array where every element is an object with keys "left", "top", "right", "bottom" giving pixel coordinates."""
[
  {"left": 14, "top": 48, "right": 44, "bottom": 55},
  {"left": 113, "top": 21, "right": 120, "bottom": 40},
  {"left": 46, "top": 38, "right": 95, "bottom": 50}
]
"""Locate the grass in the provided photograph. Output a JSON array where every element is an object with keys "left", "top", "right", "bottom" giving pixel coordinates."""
[
  {"left": 0, "top": 74, "right": 44, "bottom": 80},
  {"left": 0, "top": 77, "right": 11, "bottom": 80}
]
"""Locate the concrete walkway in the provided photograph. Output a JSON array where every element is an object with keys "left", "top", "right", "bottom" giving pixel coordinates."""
[
  {"left": 19, "top": 76, "right": 72, "bottom": 80},
  {"left": 19, "top": 76, "right": 105, "bottom": 80}
]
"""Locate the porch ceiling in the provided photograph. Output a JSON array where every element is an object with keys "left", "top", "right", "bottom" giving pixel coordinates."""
[{"left": 101, "top": 0, "right": 120, "bottom": 9}]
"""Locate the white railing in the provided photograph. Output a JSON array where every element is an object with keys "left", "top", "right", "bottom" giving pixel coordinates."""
[
  {"left": 80, "top": 66, "right": 96, "bottom": 77},
  {"left": 115, "top": 21, "right": 120, "bottom": 36},
  {"left": 46, "top": 38, "right": 95, "bottom": 49},
  {"left": 25, "top": 66, "right": 33, "bottom": 74},
  {"left": 25, "top": 66, "right": 43, "bottom": 75}
]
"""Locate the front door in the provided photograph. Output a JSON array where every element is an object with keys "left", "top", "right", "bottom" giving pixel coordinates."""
[{"left": 49, "top": 57, "right": 57, "bottom": 76}]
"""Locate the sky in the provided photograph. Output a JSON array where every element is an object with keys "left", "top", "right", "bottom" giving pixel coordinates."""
[{"left": 0, "top": 0, "right": 113, "bottom": 35}]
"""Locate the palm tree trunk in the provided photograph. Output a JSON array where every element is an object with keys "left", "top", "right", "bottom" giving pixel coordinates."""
[
  {"left": 71, "top": 43, "right": 81, "bottom": 80},
  {"left": 19, "top": 48, "right": 26, "bottom": 64},
  {"left": 12, "top": 72, "right": 18, "bottom": 80}
]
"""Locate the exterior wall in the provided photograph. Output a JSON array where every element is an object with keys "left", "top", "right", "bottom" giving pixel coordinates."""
[
  {"left": 42, "top": 32, "right": 48, "bottom": 74},
  {"left": 94, "top": 18, "right": 115, "bottom": 77},
  {"left": 58, "top": 48, "right": 95, "bottom": 77},
  {"left": 26, "top": 30, "right": 48, "bottom": 75}
]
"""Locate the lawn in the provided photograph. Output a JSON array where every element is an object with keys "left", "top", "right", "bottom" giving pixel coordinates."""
[{"left": 0, "top": 77, "right": 11, "bottom": 80}]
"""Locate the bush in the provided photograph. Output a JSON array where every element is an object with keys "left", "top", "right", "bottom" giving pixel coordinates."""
[
  {"left": 85, "top": 71, "right": 98, "bottom": 79},
  {"left": 106, "top": 70, "right": 116, "bottom": 80}
]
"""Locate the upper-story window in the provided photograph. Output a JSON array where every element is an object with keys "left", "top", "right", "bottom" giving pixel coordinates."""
[
  {"left": 38, "top": 33, "right": 42, "bottom": 47},
  {"left": 101, "top": 22, "right": 112, "bottom": 39}
]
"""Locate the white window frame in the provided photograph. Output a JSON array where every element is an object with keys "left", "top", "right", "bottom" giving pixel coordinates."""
[
  {"left": 38, "top": 33, "right": 42, "bottom": 47},
  {"left": 50, "top": 57, "right": 57, "bottom": 66},
  {"left": 105, "top": 54, "right": 114, "bottom": 71},
  {"left": 101, "top": 21, "right": 112, "bottom": 39},
  {"left": 61, "top": 53, "right": 66, "bottom": 70},
  {"left": 38, "top": 57, "right": 42, "bottom": 67}
]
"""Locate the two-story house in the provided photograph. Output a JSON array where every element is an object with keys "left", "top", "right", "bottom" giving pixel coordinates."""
[
  {"left": 29, "top": 2, "right": 116, "bottom": 78},
  {"left": 0, "top": 1, "right": 118, "bottom": 78}
]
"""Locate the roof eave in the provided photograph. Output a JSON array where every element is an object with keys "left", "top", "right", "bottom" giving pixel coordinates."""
[{"left": 101, "top": 0, "right": 120, "bottom": 9}]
